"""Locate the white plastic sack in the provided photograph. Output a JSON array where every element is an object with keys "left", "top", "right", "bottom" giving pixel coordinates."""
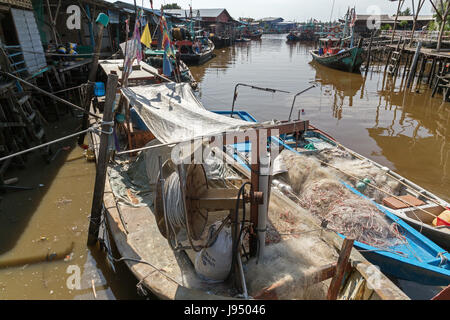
[{"left": 195, "top": 222, "right": 233, "bottom": 282}]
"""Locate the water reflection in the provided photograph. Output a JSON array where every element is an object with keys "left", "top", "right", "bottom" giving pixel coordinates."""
[{"left": 310, "top": 61, "right": 364, "bottom": 118}]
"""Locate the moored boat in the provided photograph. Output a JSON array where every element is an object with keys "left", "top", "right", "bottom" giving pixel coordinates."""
[
  {"left": 174, "top": 37, "right": 215, "bottom": 65},
  {"left": 89, "top": 82, "right": 410, "bottom": 300},
  {"left": 224, "top": 113, "right": 450, "bottom": 286},
  {"left": 235, "top": 37, "right": 251, "bottom": 43},
  {"left": 310, "top": 38, "right": 364, "bottom": 73},
  {"left": 286, "top": 31, "right": 300, "bottom": 42}
]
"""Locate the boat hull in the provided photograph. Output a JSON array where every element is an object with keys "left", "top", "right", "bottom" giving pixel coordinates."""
[{"left": 310, "top": 47, "right": 363, "bottom": 73}]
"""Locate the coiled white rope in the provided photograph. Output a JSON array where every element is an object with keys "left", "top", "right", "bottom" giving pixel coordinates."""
[{"left": 164, "top": 171, "right": 187, "bottom": 231}]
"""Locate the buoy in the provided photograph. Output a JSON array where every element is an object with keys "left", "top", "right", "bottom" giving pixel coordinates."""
[{"left": 356, "top": 178, "right": 371, "bottom": 193}]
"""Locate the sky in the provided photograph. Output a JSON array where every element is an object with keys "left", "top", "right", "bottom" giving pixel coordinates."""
[{"left": 113, "top": 0, "right": 434, "bottom": 22}]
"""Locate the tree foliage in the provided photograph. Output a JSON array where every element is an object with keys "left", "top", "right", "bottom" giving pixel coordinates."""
[
  {"left": 162, "top": 3, "right": 181, "bottom": 9},
  {"left": 431, "top": 0, "right": 450, "bottom": 30},
  {"left": 399, "top": 7, "right": 412, "bottom": 16}
]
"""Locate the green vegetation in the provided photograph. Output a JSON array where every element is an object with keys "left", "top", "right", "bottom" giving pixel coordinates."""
[
  {"left": 162, "top": 3, "right": 181, "bottom": 9},
  {"left": 398, "top": 20, "right": 408, "bottom": 29},
  {"left": 399, "top": 7, "right": 412, "bottom": 16},
  {"left": 432, "top": 0, "right": 450, "bottom": 30},
  {"left": 381, "top": 24, "right": 392, "bottom": 31}
]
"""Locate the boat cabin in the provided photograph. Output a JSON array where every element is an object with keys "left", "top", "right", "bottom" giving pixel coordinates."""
[{"left": 317, "top": 37, "right": 350, "bottom": 56}]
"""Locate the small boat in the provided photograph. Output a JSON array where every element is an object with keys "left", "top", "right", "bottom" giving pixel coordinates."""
[
  {"left": 243, "top": 30, "right": 263, "bottom": 40},
  {"left": 286, "top": 31, "right": 300, "bottom": 42},
  {"left": 310, "top": 38, "right": 364, "bottom": 73},
  {"left": 222, "top": 113, "right": 450, "bottom": 286},
  {"left": 174, "top": 37, "right": 215, "bottom": 65},
  {"left": 235, "top": 37, "right": 251, "bottom": 43},
  {"left": 210, "top": 34, "right": 232, "bottom": 48},
  {"left": 90, "top": 82, "right": 409, "bottom": 300},
  {"left": 143, "top": 49, "right": 198, "bottom": 89}
]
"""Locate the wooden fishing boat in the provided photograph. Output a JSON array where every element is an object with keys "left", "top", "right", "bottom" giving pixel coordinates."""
[
  {"left": 89, "top": 82, "right": 409, "bottom": 300},
  {"left": 221, "top": 112, "right": 450, "bottom": 286},
  {"left": 174, "top": 37, "right": 215, "bottom": 65},
  {"left": 143, "top": 49, "right": 198, "bottom": 89},
  {"left": 243, "top": 30, "right": 263, "bottom": 40},
  {"left": 210, "top": 35, "right": 232, "bottom": 49},
  {"left": 310, "top": 38, "right": 363, "bottom": 73}
]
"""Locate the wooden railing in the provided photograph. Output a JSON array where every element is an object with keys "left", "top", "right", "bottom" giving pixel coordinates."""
[{"left": 380, "top": 30, "right": 450, "bottom": 42}]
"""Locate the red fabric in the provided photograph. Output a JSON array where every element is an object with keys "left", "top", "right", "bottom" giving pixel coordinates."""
[{"left": 436, "top": 217, "right": 450, "bottom": 227}]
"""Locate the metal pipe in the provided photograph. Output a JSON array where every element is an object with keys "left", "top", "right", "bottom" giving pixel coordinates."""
[
  {"left": 230, "top": 83, "right": 290, "bottom": 118},
  {"left": 288, "top": 85, "right": 316, "bottom": 121}
]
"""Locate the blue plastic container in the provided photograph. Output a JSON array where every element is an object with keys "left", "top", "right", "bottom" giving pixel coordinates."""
[{"left": 94, "top": 82, "right": 105, "bottom": 97}]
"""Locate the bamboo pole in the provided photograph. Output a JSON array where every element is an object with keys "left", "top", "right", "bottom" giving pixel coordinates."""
[
  {"left": 409, "top": 0, "right": 426, "bottom": 46},
  {"left": 87, "top": 74, "right": 118, "bottom": 246},
  {"left": 391, "top": 0, "right": 405, "bottom": 44}
]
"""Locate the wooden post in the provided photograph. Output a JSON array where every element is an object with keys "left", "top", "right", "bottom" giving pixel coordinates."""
[
  {"left": 391, "top": 0, "right": 405, "bottom": 44},
  {"left": 79, "top": 13, "right": 110, "bottom": 146},
  {"left": 415, "top": 55, "right": 427, "bottom": 92},
  {"left": 77, "top": 81, "right": 94, "bottom": 145},
  {"left": 88, "top": 13, "right": 110, "bottom": 82},
  {"left": 407, "top": 41, "right": 422, "bottom": 88},
  {"left": 365, "top": 30, "right": 374, "bottom": 77},
  {"left": 327, "top": 238, "right": 354, "bottom": 300},
  {"left": 409, "top": 0, "right": 426, "bottom": 46},
  {"left": 87, "top": 74, "right": 118, "bottom": 246}
]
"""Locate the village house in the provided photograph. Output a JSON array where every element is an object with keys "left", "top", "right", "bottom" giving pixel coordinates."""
[{"left": 164, "top": 8, "right": 237, "bottom": 36}]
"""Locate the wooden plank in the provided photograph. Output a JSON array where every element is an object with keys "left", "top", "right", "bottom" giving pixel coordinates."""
[
  {"left": 87, "top": 73, "right": 118, "bottom": 245},
  {"left": 327, "top": 238, "right": 354, "bottom": 300},
  {"left": 383, "top": 195, "right": 425, "bottom": 210}
]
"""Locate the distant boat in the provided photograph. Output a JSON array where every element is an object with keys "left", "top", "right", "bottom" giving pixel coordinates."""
[
  {"left": 235, "top": 37, "right": 251, "bottom": 43},
  {"left": 243, "top": 29, "right": 263, "bottom": 40},
  {"left": 310, "top": 37, "right": 363, "bottom": 73},
  {"left": 175, "top": 37, "right": 215, "bottom": 65},
  {"left": 286, "top": 31, "right": 300, "bottom": 42}
]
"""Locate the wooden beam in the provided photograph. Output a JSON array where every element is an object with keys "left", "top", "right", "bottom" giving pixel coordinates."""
[
  {"left": 410, "top": 0, "right": 426, "bottom": 45},
  {"left": 327, "top": 238, "right": 355, "bottom": 300},
  {"left": 391, "top": 0, "right": 405, "bottom": 44},
  {"left": 87, "top": 73, "right": 118, "bottom": 246},
  {"left": 437, "top": 1, "right": 450, "bottom": 51}
]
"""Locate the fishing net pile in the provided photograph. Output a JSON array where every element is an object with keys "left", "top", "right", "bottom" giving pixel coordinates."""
[
  {"left": 276, "top": 150, "right": 404, "bottom": 248},
  {"left": 316, "top": 148, "right": 403, "bottom": 203},
  {"left": 246, "top": 237, "right": 339, "bottom": 299}
]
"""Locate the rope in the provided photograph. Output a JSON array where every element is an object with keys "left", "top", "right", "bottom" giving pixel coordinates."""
[
  {"left": 164, "top": 171, "right": 187, "bottom": 231},
  {"left": 52, "top": 83, "right": 86, "bottom": 95},
  {"left": 437, "top": 251, "right": 448, "bottom": 267},
  {"left": 0, "top": 71, "right": 101, "bottom": 119},
  {"left": 98, "top": 211, "right": 183, "bottom": 287},
  {"left": 0, "top": 127, "right": 95, "bottom": 162}
]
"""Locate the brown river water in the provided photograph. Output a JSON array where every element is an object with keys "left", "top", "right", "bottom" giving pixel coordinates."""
[{"left": 0, "top": 34, "right": 448, "bottom": 300}]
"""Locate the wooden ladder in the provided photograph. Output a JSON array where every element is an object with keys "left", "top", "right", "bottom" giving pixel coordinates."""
[{"left": 386, "top": 40, "right": 405, "bottom": 78}]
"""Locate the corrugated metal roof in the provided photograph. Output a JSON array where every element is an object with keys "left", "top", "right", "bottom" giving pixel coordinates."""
[
  {"left": 0, "top": 0, "right": 32, "bottom": 10},
  {"left": 165, "top": 8, "right": 228, "bottom": 19},
  {"left": 259, "top": 17, "right": 284, "bottom": 22}
]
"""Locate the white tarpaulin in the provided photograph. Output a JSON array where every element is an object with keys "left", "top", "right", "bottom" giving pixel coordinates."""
[{"left": 121, "top": 83, "right": 253, "bottom": 144}]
